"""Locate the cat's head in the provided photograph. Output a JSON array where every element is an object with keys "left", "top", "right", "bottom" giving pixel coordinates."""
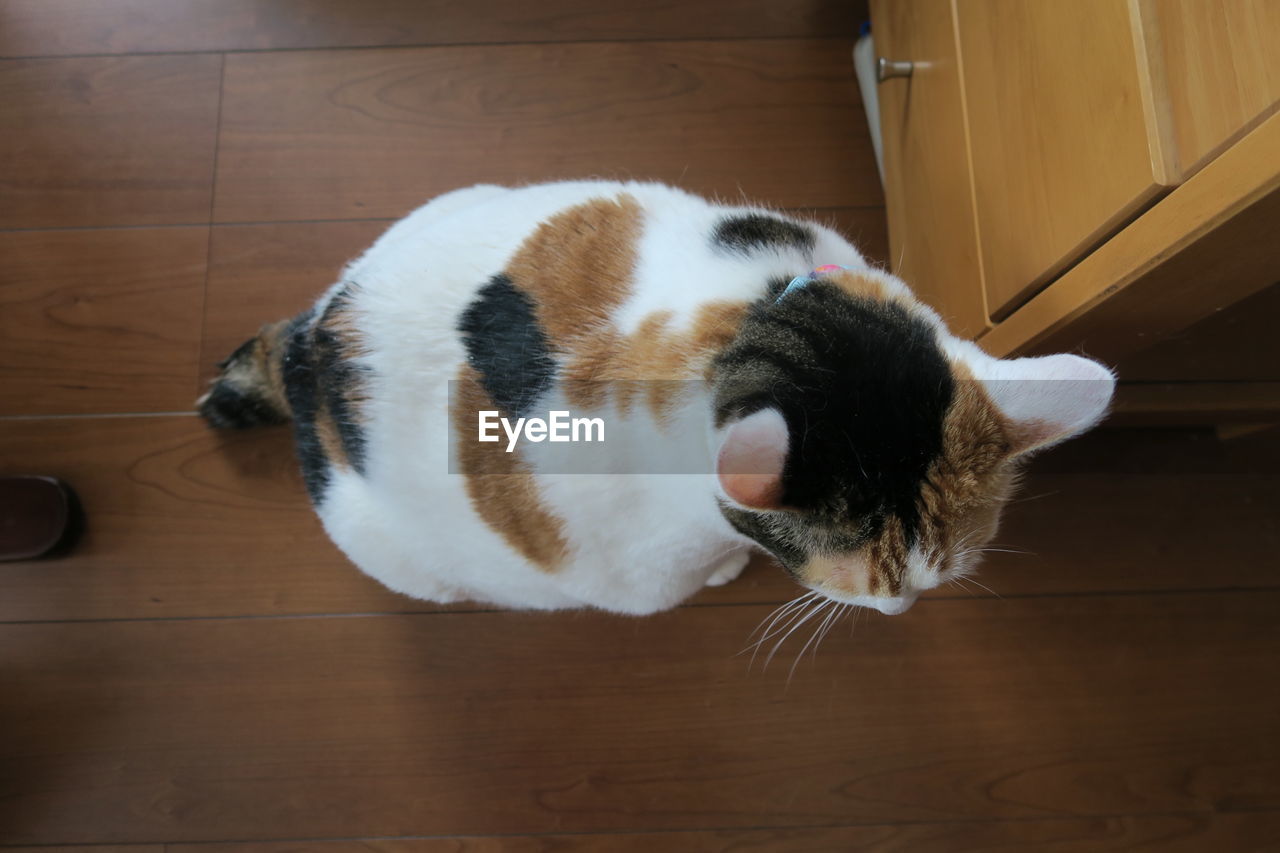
[{"left": 710, "top": 267, "right": 1114, "bottom": 614}]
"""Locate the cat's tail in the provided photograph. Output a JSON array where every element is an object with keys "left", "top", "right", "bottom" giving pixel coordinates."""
[{"left": 198, "top": 321, "right": 293, "bottom": 429}]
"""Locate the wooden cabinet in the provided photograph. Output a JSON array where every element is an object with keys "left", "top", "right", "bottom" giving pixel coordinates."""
[
  {"left": 1135, "top": 0, "right": 1280, "bottom": 179},
  {"left": 870, "top": 0, "right": 1280, "bottom": 423},
  {"left": 956, "top": 0, "right": 1170, "bottom": 318},
  {"left": 874, "top": 0, "right": 986, "bottom": 337}
]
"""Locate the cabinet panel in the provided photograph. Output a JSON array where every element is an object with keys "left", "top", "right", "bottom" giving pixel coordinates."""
[
  {"left": 1135, "top": 0, "right": 1280, "bottom": 180},
  {"left": 979, "top": 111, "right": 1280, "bottom": 365},
  {"left": 956, "top": 0, "right": 1168, "bottom": 319},
  {"left": 871, "top": 0, "right": 987, "bottom": 337}
]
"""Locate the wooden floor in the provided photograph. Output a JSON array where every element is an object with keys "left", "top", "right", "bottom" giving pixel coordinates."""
[{"left": 1, "top": 2, "right": 1278, "bottom": 849}]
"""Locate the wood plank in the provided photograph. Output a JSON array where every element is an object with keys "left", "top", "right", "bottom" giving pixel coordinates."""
[
  {"left": 1023, "top": 424, "right": 1280, "bottom": 476},
  {"left": 1134, "top": 0, "right": 1280, "bottom": 180},
  {"left": 955, "top": 0, "right": 1169, "bottom": 318},
  {"left": 0, "top": 415, "right": 1277, "bottom": 621},
  {"left": 0, "top": 415, "right": 803, "bottom": 622},
  {"left": 165, "top": 812, "right": 1280, "bottom": 851},
  {"left": 0, "top": 55, "right": 221, "bottom": 228},
  {"left": 0, "top": 228, "right": 208, "bottom": 416},
  {"left": 1108, "top": 382, "right": 1280, "bottom": 426},
  {"left": 2, "top": 593, "right": 1277, "bottom": 842},
  {"left": 0, "top": 0, "right": 869, "bottom": 58},
  {"left": 979, "top": 110, "right": 1280, "bottom": 363},
  {"left": 870, "top": 0, "right": 989, "bottom": 337},
  {"left": 213, "top": 41, "right": 882, "bottom": 223},
  {"left": 1117, "top": 283, "right": 1280, "bottom": 382},
  {"left": 0, "top": 416, "right": 410, "bottom": 622},
  {"left": 0, "top": 412, "right": 1274, "bottom": 617},
  {"left": 4, "top": 848, "right": 158, "bottom": 853}
]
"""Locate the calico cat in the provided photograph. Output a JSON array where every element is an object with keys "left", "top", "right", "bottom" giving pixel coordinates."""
[{"left": 199, "top": 181, "right": 1114, "bottom": 616}]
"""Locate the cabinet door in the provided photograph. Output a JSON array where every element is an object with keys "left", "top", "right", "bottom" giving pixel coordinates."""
[
  {"left": 1134, "top": 0, "right": 1280, "bottom": 180},
  {"left": 956, "top": 0, "right": 1169, "bottom": 319},
  {"left": 871, "top": 0, "right": 987, "bottom": 337}
]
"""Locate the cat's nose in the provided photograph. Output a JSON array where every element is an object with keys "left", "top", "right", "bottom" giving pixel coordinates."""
[{"left": 874, "top": 594, "right": 917, "bottom": 615}]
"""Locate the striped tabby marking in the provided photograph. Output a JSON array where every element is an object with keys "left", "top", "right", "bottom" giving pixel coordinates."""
[{"left": 913, "top": 364, "right": 1016, "bottom": 565}]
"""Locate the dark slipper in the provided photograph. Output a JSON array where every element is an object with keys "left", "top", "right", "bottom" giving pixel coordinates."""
[{"left": 0, "top": 476, "right": 81, "bottom": 561}]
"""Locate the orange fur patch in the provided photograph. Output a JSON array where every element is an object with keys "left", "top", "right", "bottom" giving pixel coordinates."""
[
  {"left": 507, "top": 194, "right": 642, "bottom": 345},
  {"left": 452, "top": 365, "right": 570, "bottom": 571},
  {"left": 314, "top": 407, "right": 347, "bottom": 469},
  {"left": 563, "top": 301, "right": 751, "bottom": 420},
  {"left": 825, "top": 269, "right": 892, "bottom": 303},
  {"left": 507, "top": 193, "right": 750, "bottom": 420},
  {"left": 231, "top": 319, "right": 292, "bottom": 417},
  {"left": 317, "top": 289, "right": 371, "bottom": 424},
  {"left": 914, "top": 364, "right": 1016, "bottom": 559}
]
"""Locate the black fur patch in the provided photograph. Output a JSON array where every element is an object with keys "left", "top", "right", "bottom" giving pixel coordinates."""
[
  {"left": 314, "top": 285, "right": 370, "bottom": 474},
  {"left": 712, "top": 281, "right": 953, "bottom": 547},
  {"left": 217, "top": 336, "right": 259, "bottom": 371},
  {"left": 199, "top": 383, "right": 287, "bottom": 430},
  {"left": 712, "top": 214, "right": 817, "bottom": 257},
  {"left": 719, "top": 503, "right": 808, "bottom": 574},
  {"left": 281, "top": 312, "right": 330, "bottom": 504},
  {"left": 457, "top": 273, "right": 557, "bottom": 418}
]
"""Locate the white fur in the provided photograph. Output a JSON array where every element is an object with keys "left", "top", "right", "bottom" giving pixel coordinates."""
[{"left": 302, "top": 181, "right": 1112, "bottom": 615}]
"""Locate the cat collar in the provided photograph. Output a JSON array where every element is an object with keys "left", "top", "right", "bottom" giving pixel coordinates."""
[{"left": 775, "top": 264, "right": 848, "bottom": 303}]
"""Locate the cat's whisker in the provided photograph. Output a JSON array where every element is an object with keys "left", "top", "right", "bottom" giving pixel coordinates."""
[
  {"left": 811, "top": 602, "right": 845, "bottom": 659},
  {"left": 1009, "top": 489, "right": 1061, "bottom": 505},
  {"left": 758, "top": 590, "right": 819, "bottom": 636},
  {"left": 826, "top": 603, "right": 849, "bottom": 645},
  {"left": 834, "top": 604, "right": 852, "bottom": 641},
  {"left": 741, "top": 591, "right": 819, "bottom": 664},
  {"left": 764, "top": 596, "right": 830, "bottom": 671},
  {"left": 961, "top": 576, "right": 1002, "bottom": 599},
  {"left": 741, "top": 595, "right": 807, "bottom": 654},
  {"left": 755, "top": 593, "right": 814, "bottom": 638},
  {"left": 787, "top": 600, "right": 838, "bottom": 684},
  {"left": 788, "top": 601, "right": 853, "bottom": 685}
]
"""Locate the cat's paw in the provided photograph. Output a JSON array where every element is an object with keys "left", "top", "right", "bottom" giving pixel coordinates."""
[{"left": 704, "top": 551, "right": 751, "bottom": 587}]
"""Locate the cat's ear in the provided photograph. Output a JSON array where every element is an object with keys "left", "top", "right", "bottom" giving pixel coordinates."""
[
  {"left": 716, "top": 407, "right": 789, "bottom": 510},
  {"left": 980, "top": 354, "right": 1116, "bottom": 456}
]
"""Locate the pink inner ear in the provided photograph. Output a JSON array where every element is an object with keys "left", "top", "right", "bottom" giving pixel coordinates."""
[{"left": 717, "top": 408, "right": 788, "bottom": 510}]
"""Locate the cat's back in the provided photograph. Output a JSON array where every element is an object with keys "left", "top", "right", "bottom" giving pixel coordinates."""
[
  {"left": 313, "top": 180, "right": 866, "bottom": 610},
  {"left": 344, "top": 180, "right": 861, "bottom": 346}
]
